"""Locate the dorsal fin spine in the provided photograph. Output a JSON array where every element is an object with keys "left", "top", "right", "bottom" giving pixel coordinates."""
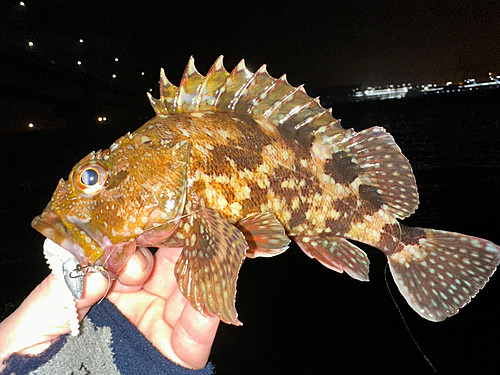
[
  {"left": 247, "top": 74, "right": 287, "bottom": 116},
  {"left": 232, "top": 64, "right": 270, "bottom": 114},
  {"left": 213, "top": 59, "right": 250, "bottom": 112},
  {"left": 179, "top": 56, "right": 205, "bottom": 112},
  {"left": 197, "top": 56, "right": 228, "bottom": 111},
  {"left": 265, "top": 84, "right": 305, "bottom": 124},
  {"left": 284, "top": 97, "right": 324, "bottom": 131},
  {"left": 228, "top": 60, "right": 254, "bottom": 111},
  {"left": 279, "top": 98, "right": 310, "bottom": 126},
  {"left": 158, "top": 68, "right": 179, "bottom": 114}
]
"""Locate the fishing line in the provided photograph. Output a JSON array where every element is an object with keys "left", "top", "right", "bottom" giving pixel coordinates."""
[
  {"left": 96, "top": 266, "right": 112, "bottom": 304},
  {"left": 384, "top": 264, "right": 440, "bottom": 375},
  {"left": 70, "top": 264, "right": 113, "bottom": 304}
]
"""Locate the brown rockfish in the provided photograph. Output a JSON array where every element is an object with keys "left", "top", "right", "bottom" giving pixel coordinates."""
[{"left": 32, "top": 56, "right": 500, "bottom": 325}]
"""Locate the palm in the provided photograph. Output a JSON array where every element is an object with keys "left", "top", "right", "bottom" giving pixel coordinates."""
[{"left": 105, "top": 246, "right": 220, "bottom": 370}]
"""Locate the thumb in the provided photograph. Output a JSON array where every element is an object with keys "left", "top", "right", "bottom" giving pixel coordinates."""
[
  {"left": 75, "top": 271, "right": 109, "bottom": 321},
  {"left": 0, "top": 272, "right": 106, "bottom": 359}
]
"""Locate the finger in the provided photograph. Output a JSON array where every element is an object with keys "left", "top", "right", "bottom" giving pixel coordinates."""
[
  {"left": 110, "top": 247, "right": 154, "bottom": 294},
  {"left": 171, "top": 302, "right": 220, "bottom": 369},
  {"left": 157, "top": 245, "right": 183, "bottom": 264},
  {"left": 164, "top": 285, "right": 188, "bottom": 328},
  {"left": 143, "top": 247, "right": 183, "bottom": 299},
  {"left": 75, "top": 272, "right": 109, "bottom": 320}
]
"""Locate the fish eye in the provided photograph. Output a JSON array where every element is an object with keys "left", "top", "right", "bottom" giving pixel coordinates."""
[
  {"left": 81, "top": 168, "right": 99, "bottom": 186},
  {"left": 72, "top": 162, "right": 108, "bottom": 197}
]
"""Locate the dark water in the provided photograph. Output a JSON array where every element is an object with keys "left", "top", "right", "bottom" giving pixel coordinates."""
[{"left": 1, "top": 91, "right": 499, "bottom": 374}]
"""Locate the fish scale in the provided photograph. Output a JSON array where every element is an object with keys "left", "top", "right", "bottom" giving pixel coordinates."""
[{"left": 33, "top": 56, "right": 500, "bottom": 325}]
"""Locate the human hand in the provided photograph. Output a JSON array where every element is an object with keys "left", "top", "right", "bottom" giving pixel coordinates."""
[
  {"left": 106, "top": 246, "right": 221, "bottom": 369},
  {"left": 0, "top": 246, "right": 220, "bottom": 370}
]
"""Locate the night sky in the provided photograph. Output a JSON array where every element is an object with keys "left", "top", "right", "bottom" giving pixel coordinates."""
[{"left": 1, "top": 0, "right": 499, "bottom": 90}]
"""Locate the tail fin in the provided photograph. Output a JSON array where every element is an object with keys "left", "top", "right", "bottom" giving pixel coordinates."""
[{"left": 386, "top": 225, "right": 500, "bottom": 321}]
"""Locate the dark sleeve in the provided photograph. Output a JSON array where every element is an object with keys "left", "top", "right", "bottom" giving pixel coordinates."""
[
  {"left": 0, "top": 336, "right": 67, "bottom": 375},
  {"left": 87, "top": 299, "right": 215, "bottom": 375}
]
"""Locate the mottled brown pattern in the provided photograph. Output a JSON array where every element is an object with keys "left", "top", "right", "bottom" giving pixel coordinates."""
[
  {"left": 335, "top": 197, "right": 363, "bottom": 222},
  {"left": 294, "top": 126, "right": 315, "bottom": 151},
  {"left": 381, "top": 223, "right": 401, "bottom": 237},
  {"left": 190, "top": 179, "right": 206, "bottom": 196},
  {"left": 400, "top": 225, "right": 426, "bottom": 245},
  {"left": 288, "top": 208, "right": 307, "bottom": 230},
  {"left": 239, "top": 197, "right": 263, "bottom": 219},
  {"left": 246, "top": 180, "right": 266, "bottom": 197},
  {"left": 358, "top": 184, "right": 384, "bottom": 214},
  {"left": 210, "top": 144, "right": 263, "bottom": 171},
  {"left": 233, "top": 114, "right": 273, "bottom": 153},
  {"left": 296, "top": 166, "right": 323, "bottom": 197},
  {"left": 214, "top": 181, "right": 236, "bottom": 201},
  {"left": 277, "top": 127, "right": 311, "bottom": 161},
  {"left": 324, "top": 154, "right": 358, "bottom": 185},
  {"left": 269, "top": 165, "right": 295, "bottom": 192},
  {"left": 325, "top": 215, "right": 353, "bottom": 236},
  {"left": 377, "top": 223, "right": 403, "bottom": 254}
]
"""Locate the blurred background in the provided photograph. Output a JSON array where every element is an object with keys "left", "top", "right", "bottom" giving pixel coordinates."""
[{"left": 1, "top": 1, "right": 499, "bottom": 374}]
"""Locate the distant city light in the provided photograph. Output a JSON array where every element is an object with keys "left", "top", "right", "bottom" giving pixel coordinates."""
[
  {"left": 353, "top": 72, "right": 499, "bottom": 102},
  {"left": 361, "top": 86, "right": 409, "bottom": 99},
  {"left": 28, "top": 41, "right": 33, "bottom": 47},
  {"left": 28, "top": 123, "right": 34, "bottom": 128}
]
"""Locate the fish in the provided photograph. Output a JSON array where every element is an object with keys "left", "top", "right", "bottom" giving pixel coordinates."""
[{"left": 32, "top": 56, "right": 500, "bottom": 325}]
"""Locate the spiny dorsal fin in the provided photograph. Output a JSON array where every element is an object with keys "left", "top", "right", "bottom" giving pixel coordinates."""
[{"left": 148, "top": 55, "right": 342, "bottom": 137}]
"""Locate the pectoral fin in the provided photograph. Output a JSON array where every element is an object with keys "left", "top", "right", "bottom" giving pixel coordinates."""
[
  {"left": 296, "top": 236, "right": 370, "bottom": 281},
  {"left": 174, "top": 206, "right": 248, "bottom": 325},
  {"left": 236, "top": 212, "right": 290, "bottom": 258}
]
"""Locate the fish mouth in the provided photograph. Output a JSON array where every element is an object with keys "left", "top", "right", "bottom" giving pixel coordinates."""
[
  {"left": 32, "top": 210, "right": 86, "bottom": 262},
  {"left": 32, "top": 210, "right": 136, "bottom": 278}
]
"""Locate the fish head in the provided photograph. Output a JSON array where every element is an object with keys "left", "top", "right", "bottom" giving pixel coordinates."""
[{"left": 32, "top": 124, "right": 190, "bottom": 278}]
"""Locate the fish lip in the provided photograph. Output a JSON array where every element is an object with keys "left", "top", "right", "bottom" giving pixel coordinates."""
[
  {"left": 32, "top": 210, "right": 137, "bottom": 278},
  {"left": 32, "top": 210, "right": 86, "bottom": 262}
]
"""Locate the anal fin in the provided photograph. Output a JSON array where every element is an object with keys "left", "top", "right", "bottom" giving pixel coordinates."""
[
  {"left": 236, "top": 212, "right": 290, "bottom": 259},
  {"left": 174, "top": 207, "right": 248, "bottom": 325},
  {"left": 296, "top": 236, "right": 370, "bottom": 281}
]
